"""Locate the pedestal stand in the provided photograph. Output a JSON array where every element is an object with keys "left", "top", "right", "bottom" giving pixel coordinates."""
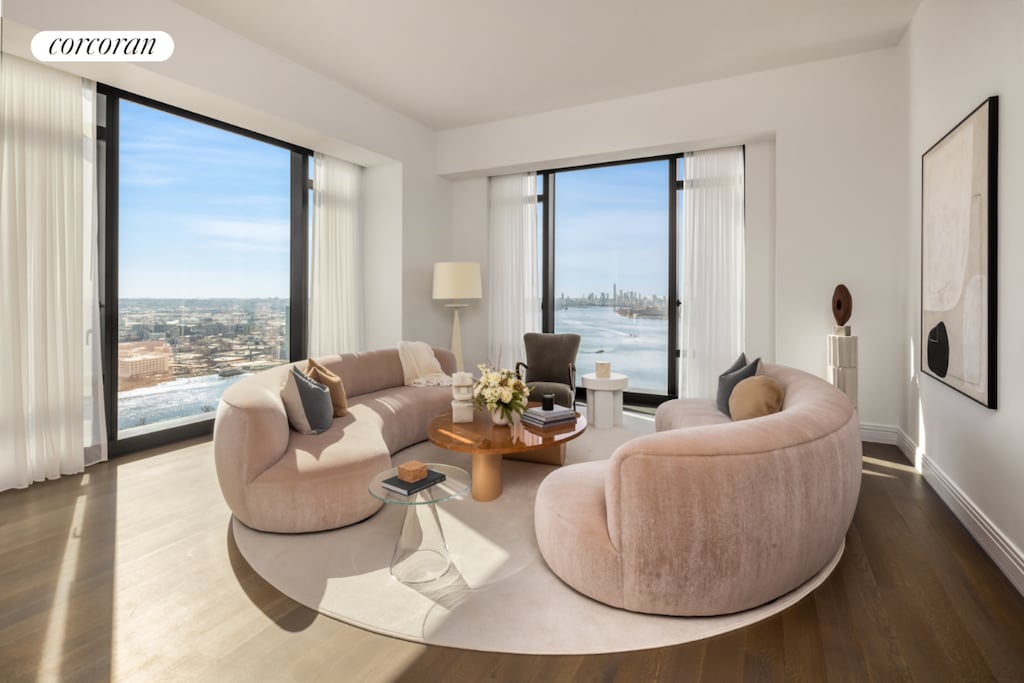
[
  {"left": 827, "top": 325, "right": 858, "bottom": 408},
  {"left": 391, "top": 496, "right": 450, "bottom": 584},
  {"left": 581, "top": 372, "right": 629, "bottom": 428}
]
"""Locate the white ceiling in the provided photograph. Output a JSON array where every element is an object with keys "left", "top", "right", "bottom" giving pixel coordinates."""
[{"left": 175, "top": 0, "right": 922, "bottom": 131}]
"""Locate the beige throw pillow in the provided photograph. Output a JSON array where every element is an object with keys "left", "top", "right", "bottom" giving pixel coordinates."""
[
  {"left": 305, "top": 358, "right": 348, "bottom": 417},
  {"left": 728, "top": 375, "right": 784, "bottom": 421}
]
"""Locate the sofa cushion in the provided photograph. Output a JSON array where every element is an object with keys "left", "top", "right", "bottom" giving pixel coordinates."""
[
  {"left": 655, "top": 398, "right": 732, "bottom": 432},
  {"left": 306, "top": 358, "right": 348, "bottom": 417},
  {"left": 281, "top": 367, "right": 333, "bottom": 434},
  {"left": 729, "top": 375, "right": 784, "bottom": 421},
  {"left": 247, "top": 409, "right": 391, "bottom": 532},
  {"left": 347, "top": 385, "right": 452, "bottom": 454},
  {"left": 716, "top": 356, "right": 760, "bottom": 417}
]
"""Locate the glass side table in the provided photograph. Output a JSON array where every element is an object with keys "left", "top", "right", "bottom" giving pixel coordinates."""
[{"left": 368, "top": 463, "right": 470, "bottom": 584}]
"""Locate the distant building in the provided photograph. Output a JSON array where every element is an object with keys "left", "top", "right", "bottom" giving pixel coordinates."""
[{"left": 118, "top": 341, "right": 171, "bottom": 377}]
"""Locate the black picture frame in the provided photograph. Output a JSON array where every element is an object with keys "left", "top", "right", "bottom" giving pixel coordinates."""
[{"left": 920, "top": 96, "right": 998, "bottom": 409}]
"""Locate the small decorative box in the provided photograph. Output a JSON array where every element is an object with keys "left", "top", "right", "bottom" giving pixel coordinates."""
[{"left": 397, "top": 460, "right": 427, "bottom": 483}]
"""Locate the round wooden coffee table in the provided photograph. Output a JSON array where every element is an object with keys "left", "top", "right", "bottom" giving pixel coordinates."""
[{"left": 428, "top": 406, "right": 587, "bottom": 502}]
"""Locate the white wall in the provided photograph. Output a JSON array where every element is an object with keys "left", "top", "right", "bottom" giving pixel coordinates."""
[
  {"left": 448, "top": 177, "right": 490, "bottom": 368},
  {"left": 440, "top": 49, "right": 908, "bottom": 429},
  {"left": 903, "top": 0, "right": 1024, "bottom": 588},
  {"left": 2, "top": 0, "right": 453, "bottom": 349},
  {"left": 743, "top": 140, "right": 777, "bottom": 364}
]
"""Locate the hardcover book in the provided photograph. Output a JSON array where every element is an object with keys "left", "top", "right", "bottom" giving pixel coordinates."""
[
  {"left": 522, "top": 414, "right": 576, "bottom": 428},
  {"left": 381, "top": 469, "right": 446, "bottom": 496},
  {"left": 524, "top": 405, "right": 576, "bottom": 424}
]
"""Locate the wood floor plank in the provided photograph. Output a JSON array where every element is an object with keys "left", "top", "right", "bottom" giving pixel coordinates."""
[
  {"left": 741, "top": 613, "right": 785, "bottom": 682},
  {"left": 700, "top": 628, "right": 746, "bottom": 681},
  {"left": 651, "top": 640, "right": 708, "bottom": 682},
  {"left": 866, "top": 447, "right": 1024, "bottom": 681},
  {"left": 822, "top": 524, "right": 911, "bottom": 682},
  {"left": 782, "top": 594, "right": 828, "bottom": 682},
  {"left": 0, "top": 440, "right": 1022, "bottom": 681},
  {"left": 856, "top": 462, "right": 997, "bottom": 681}
]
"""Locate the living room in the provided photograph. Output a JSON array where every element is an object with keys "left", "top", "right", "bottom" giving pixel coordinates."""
[{"left": 2, "top": 0, "right": 1023, "bottom": 680}]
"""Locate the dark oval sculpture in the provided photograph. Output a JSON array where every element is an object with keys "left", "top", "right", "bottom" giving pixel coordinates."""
[
  {"left": 832, "top": 284, "right": 853, "bottom": 326},
  {"left": 927, "top": 321, "right": 950, "bottom": 377}
]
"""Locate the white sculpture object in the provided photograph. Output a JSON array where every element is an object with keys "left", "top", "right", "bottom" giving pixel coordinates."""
[{"left": 451, "top": 371, "right": 474, "bottom": 423}]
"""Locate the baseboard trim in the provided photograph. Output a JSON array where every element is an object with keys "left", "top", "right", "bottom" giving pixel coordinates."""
[
  {"left": 861, "top": 423, "right": 919, "bottom": 466},
  {"left": 920, "top": 454, "right": 1024, "bottom": 597},
  {"left": 860, "top": 423, "right": 900, "bottom": 446},
  {"left": 895, "top": 428, "right": 919, "bottom": 465}
]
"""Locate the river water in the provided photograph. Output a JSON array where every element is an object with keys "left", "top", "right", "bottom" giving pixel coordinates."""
[
  {"left": 555, "top": 306, "right": 668, "bottom": 394},
  {"left": 118, "top": 373, "right": 248, "bottom": 432}
]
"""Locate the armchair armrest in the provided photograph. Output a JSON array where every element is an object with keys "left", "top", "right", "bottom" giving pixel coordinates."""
[
  {"left": 515, "top": 361, "right": 528, "bottom": 379},
  {"left": 569, "top": 362, "right": 577, "bottom": 409}
]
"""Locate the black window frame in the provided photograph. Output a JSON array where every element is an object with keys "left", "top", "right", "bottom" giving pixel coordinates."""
[
  {"left": 536, "top": 153, "right": 689, "bottom": 408},
  {"left": 97, "top": 84, "right": 312, "bottom": 455}
]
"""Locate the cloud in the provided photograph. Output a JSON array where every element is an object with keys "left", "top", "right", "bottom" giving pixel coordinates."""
[{"left": 190, "top": 217, "right": 290, "bottom": 253}]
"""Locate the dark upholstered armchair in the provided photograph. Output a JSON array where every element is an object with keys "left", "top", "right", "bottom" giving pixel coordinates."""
[{"left": 515, "top": 333, "right": 581, "bottom": 408}]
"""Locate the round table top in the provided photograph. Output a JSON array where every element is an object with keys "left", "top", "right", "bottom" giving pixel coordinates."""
[
  {"left": 367, "top": 463, "right": 470, "bottom": 506},
  {"left": 428, "top": 404, "right": 587, "bottom": 456},
  {"left": 581, "top": 372, "right": 629, "bottom": 390}
]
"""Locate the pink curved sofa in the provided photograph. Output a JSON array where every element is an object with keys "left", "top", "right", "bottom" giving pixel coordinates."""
[
  {"left": 534, "top": 364, "right": 862, "bottom": 616},
  {"left": 213, "top": 347, "right": 455, "bottom": 533}
]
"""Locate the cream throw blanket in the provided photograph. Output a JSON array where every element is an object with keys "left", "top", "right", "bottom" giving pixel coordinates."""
[{"left": 398, "top": 341, "right": 452, "bottom": 387}]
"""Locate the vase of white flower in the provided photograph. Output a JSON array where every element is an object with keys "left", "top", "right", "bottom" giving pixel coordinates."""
[{"left": 473, "top": 364, "right": 529, "bottom": 425}]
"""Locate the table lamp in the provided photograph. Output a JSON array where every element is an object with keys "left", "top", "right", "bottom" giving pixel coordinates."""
[{"left": 432, "top": 262, "right": 482, "bottom": 372}]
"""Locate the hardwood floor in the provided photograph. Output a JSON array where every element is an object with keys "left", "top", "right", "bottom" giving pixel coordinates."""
[{"left": 0, "top": 439, "right": 1022, "bottom": 682}]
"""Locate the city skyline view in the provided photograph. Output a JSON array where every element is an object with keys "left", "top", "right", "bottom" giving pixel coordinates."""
[{"left": 551, "top": 159, "right": 670, "bottom": 299}]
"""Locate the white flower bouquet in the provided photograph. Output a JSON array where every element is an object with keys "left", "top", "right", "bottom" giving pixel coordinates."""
[{"left": 472, "top": 364, "right": 529, "bottom": 423}]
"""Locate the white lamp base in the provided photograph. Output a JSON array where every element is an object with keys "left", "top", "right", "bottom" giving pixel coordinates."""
[{"left": 447, "top": 304, "right": 467, "bottom": 373}]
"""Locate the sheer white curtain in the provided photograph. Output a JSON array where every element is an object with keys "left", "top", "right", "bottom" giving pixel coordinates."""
[
  {"left": 681, "top": 147, "right": 745, "bottom": 398},
  {"left": 309, "top": 152, "right": 363, "bottom": 356},
  {"left": 488, "top": 173, "right": 540, "bottom": 367},
  {"left": 0, "top": 55, "right": 107, "bottom": 491}
]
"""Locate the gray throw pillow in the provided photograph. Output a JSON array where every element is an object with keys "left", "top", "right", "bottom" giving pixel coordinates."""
[
  {"left": 716, "top": 354, "right": 760, "bottom": 417},
  {"left": 281, "top": 366, "right": 333, "bottom": 434}
]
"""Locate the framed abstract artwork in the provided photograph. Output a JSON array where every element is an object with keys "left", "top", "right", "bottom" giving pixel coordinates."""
[{"left": 921, "top": 96, "right": 998, "bottom": 408}]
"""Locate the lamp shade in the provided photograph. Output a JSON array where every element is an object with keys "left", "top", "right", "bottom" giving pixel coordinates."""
[{"left": 432, "top": 262, "right": 482, "bottom": 300}]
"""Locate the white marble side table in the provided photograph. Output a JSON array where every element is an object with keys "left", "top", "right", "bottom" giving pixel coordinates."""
[{"left": 581, "top": 372, "right": 628, "bottom": 428}]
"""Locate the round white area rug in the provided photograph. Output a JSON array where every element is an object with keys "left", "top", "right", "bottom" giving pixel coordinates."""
[{"left": 232, "top": 412, "right": 842, "bottom": 655}]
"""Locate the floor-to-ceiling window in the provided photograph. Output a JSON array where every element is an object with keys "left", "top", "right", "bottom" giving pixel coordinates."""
[
  {"left": 551, "top": 160, "right": 670, "bottom": 395},
  {"left": 98, "top": 86, "right": 310, "bottom": 453},
  {"left": 537, "top": 152, "right": 739, "bottom": 405}
]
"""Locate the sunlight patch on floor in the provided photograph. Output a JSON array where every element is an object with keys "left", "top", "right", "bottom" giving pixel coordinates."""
[
  {"left": 36, "top": 493, "right": 87, "bottom": 683},
  {"left": 863, "top": 455, "right": 916, "bottom": 473}
]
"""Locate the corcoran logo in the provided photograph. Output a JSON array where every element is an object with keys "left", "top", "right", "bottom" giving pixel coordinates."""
[{"left": 31, "top": 31, "right": 174, "bottom": 62}]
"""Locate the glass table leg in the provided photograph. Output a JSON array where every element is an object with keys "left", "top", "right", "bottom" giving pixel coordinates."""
[{"left": 390, "top": 495, "right": 451, "bottom": 584}]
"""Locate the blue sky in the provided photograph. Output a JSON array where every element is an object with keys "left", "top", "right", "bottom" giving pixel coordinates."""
[
  {"left": 118, "top": 100, "right": 291, "bottom": 299},
  {"left": 551, "top": 160, "right": 670, "bottom": 299},
  {"left": 118, "top": 99, "right": 672, "bottom": 302}
]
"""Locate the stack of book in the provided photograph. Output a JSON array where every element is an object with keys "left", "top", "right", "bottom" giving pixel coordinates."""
[
  {"left": 381, "top": 469, "right": 446, "bottom": 496},
  {"left": 522, "top": 404, "right": 576, "bottom": 428}
]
